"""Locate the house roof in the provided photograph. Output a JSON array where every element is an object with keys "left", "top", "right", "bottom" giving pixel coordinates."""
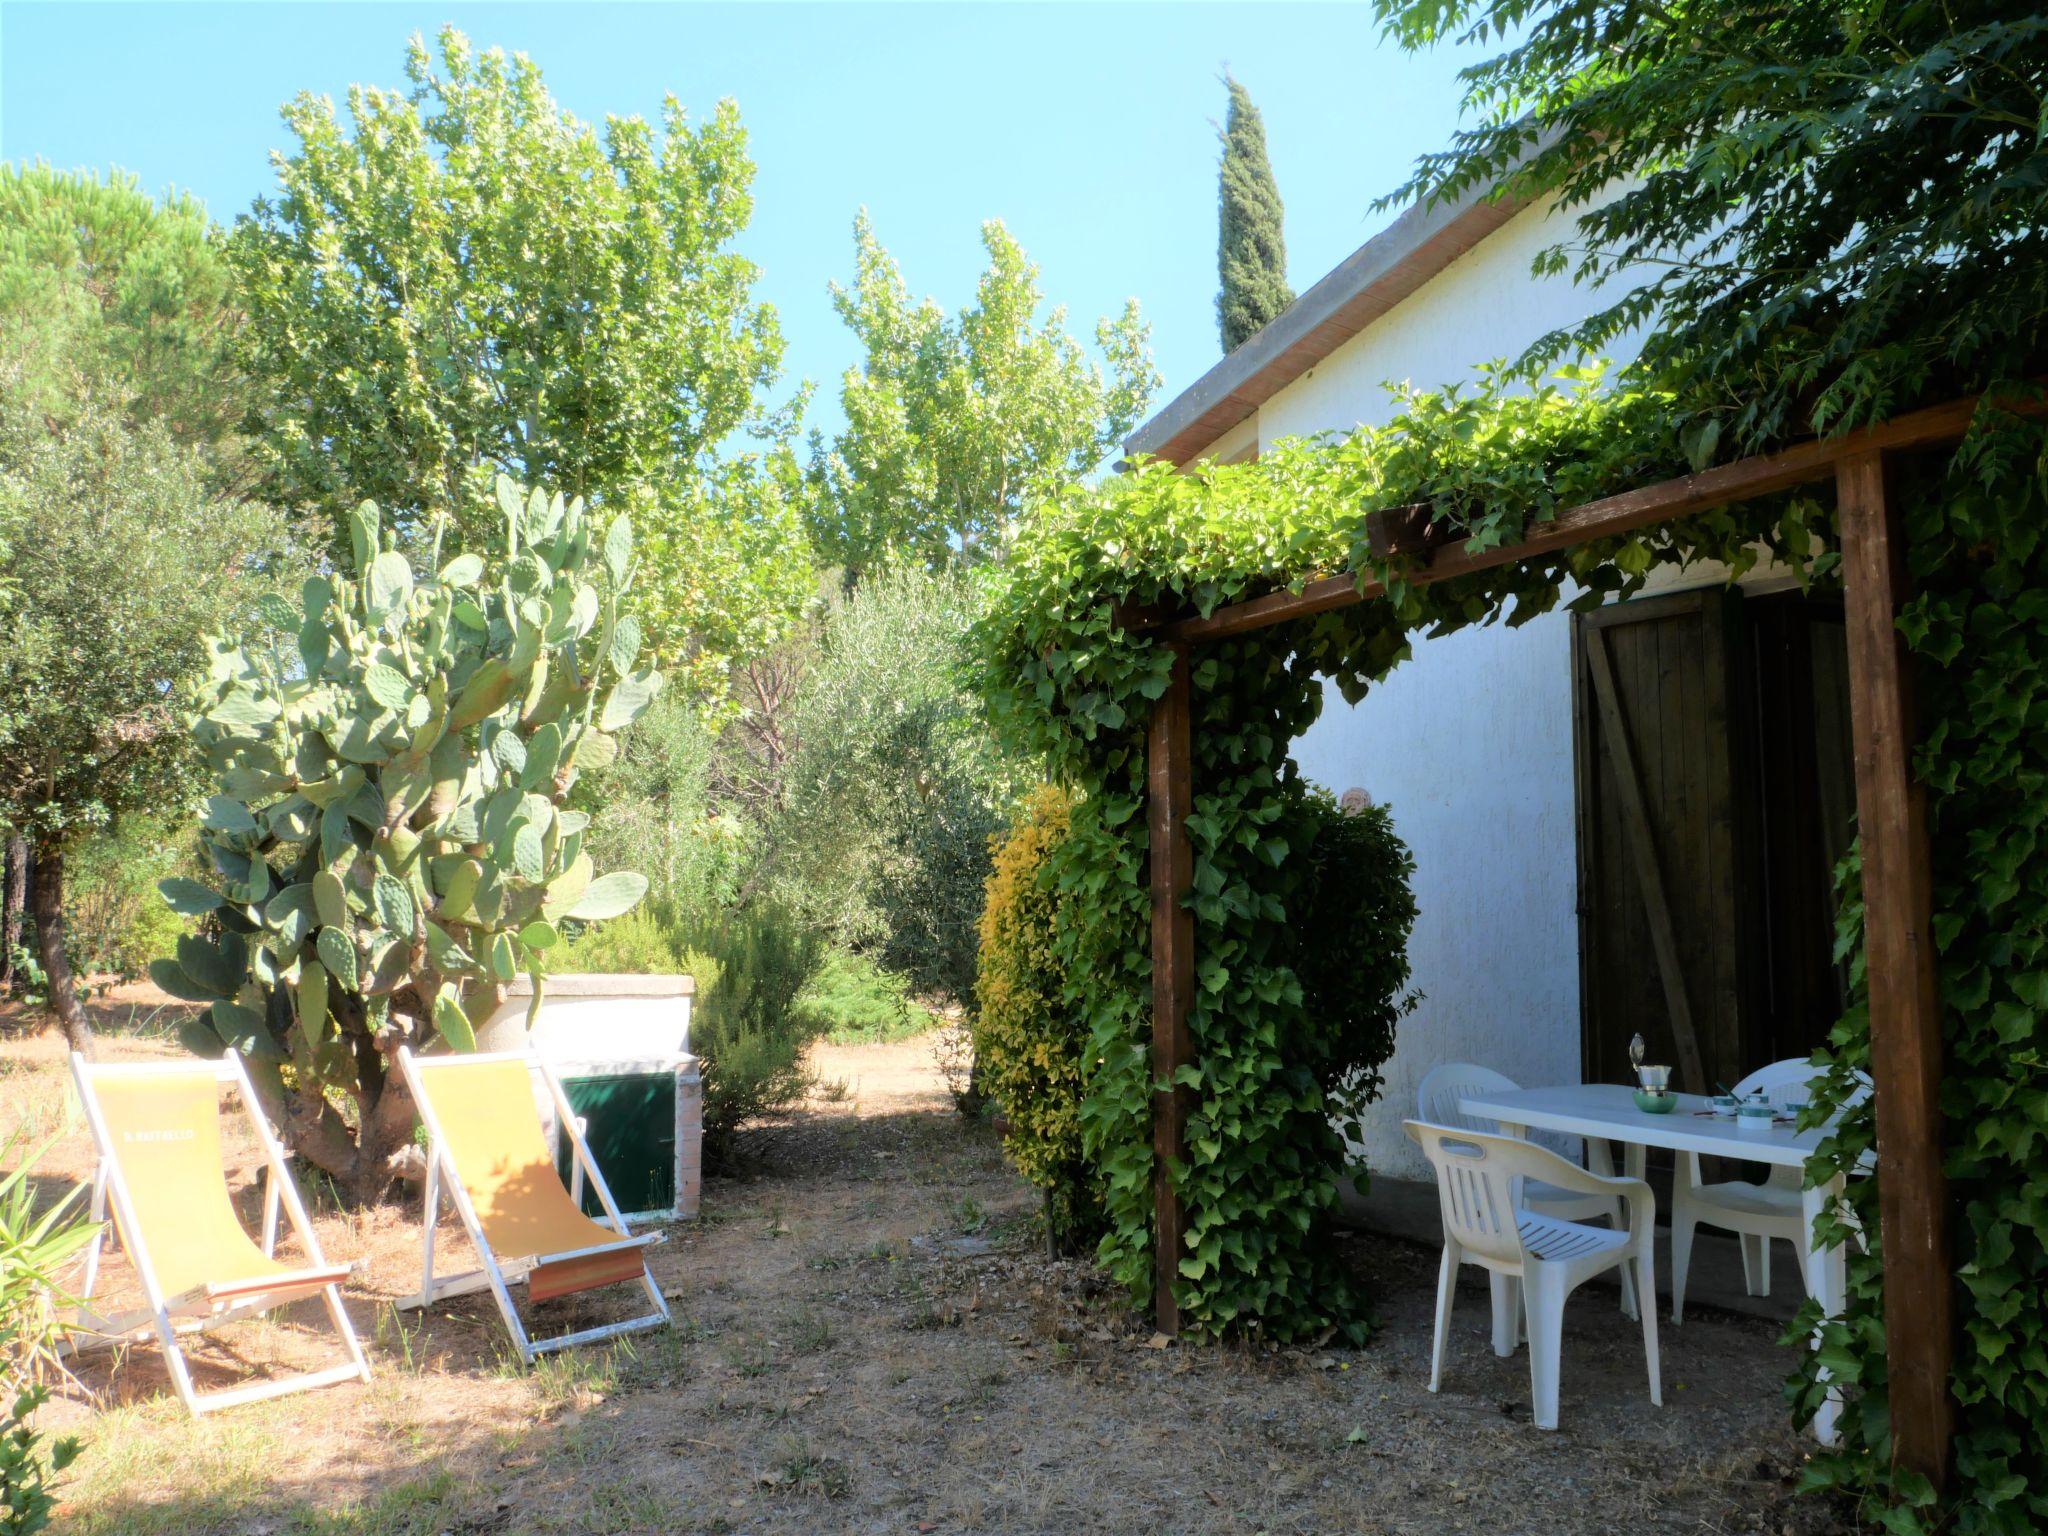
[{"left": 1124, "top": 177, "right": 1537, "bottom": 468}]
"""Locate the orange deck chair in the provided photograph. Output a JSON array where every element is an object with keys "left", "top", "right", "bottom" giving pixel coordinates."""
[
  {"left": 67, "top": 1053, "right": 371, "bottom": 1415},
  {"left": 395, "top": 1047, "right": 671, "bottom": 1363}
]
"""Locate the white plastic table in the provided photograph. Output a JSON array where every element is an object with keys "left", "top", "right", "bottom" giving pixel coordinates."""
[{"left": 1458, "top": 1081, "right": 1849, "bottom": 1445}]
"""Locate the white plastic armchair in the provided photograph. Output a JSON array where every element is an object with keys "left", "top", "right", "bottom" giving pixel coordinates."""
[
  {"left": 1415, "top": 1063, "right": 1611, "bottom": 1224},
  {"left": 1405, "top": 1119, "right": 1661, "bottom": 1431},
  {"left": 1670, "top": 1058, "right": 1871, "bottom": 1322}
]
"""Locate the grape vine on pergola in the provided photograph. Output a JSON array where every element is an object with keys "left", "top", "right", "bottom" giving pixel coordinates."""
[{"left": 1118, "top": 391, "right": 2041, "bottom": 1491}]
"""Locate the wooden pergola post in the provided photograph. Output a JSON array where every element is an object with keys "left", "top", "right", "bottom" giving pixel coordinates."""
[
  {"left": 1836, "top": 448, "right": 1956, "bottom": 1487},
  {"left": 1147, "top": 642, "right": 1195, "bottom": 1335}
]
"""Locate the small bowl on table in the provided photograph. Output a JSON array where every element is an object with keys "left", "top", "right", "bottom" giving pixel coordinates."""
[
  {"left": 1736, "top": 1100, "right": 1777, "bottom": 1133},
  {"left": 1633, "top": 1088, "right": 1678, "bottom": 1114}
]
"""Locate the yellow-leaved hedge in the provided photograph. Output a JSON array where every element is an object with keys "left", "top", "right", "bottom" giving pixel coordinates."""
[{"left": 972, "top": 784, "right": 1101, "bottom": 1251}]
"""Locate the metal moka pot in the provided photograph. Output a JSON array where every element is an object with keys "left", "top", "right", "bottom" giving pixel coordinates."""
[{"left": 1636, "top": 1063, "right": 1673, "bottom": 1092}]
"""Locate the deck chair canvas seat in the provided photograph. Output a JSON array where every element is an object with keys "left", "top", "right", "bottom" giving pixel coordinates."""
[
  {"left": 397, "top": 1047, "right": 671, "bottom": 1363},
  {"left": 67, "top": 1054, "right": 371, "bottom": 1416}
]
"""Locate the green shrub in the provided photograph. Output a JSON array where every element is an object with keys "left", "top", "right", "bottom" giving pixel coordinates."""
[
  {"left": 576, "top": 693, "right": 752, "bottom": 915},
  {"left": 685, "top": 902, "right": 827, "bottom": 1166},
  {"left": 1, "top": 1133, "right": 96, "bottom": 1534},
  {"left": 1295, "top": 792, "right": 1421, "bottom": 1164},
  {"left": 801, "top": 948, "right": 935, "bottom": 1044},
  {"left": 554, "top": 900, "right": 690, "bottom": 976},
  {"left": 0, "top": 1388, "right": 75, "bottom": 1536},
  {"left": 559, "top": 894, "right": 827, "bottom": 1165},
  {"left": 64, "top": 819, "right": 194, "bottom": 981},
  {"left": 971, "top": 786, "right": 1101, "bottom": 1252},
  {"left": 764, "top": 565, "right": 1022, "bottom": 1005}
]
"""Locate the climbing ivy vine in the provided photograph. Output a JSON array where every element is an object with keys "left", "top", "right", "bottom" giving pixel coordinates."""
[
  {"left": 972, "top": 369, "right": 1833, "bottom": 1339},
  {"left": 975, "top": 365, "right": 2048, "bottom": 1529}
]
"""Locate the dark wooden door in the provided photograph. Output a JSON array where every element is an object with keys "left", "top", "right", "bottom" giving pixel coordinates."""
[
  {"left": 1742, "top": 592, "right": 1856, "bottom": 1062},
  {"left": 1573, "top": 587, "right": 1857, "bottom": 1094},
  {"left": 1573, "top": 589, "right": 1758, "bottom": 1094}
]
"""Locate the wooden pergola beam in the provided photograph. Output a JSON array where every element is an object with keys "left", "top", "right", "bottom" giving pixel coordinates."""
[
  {"left": 1139, "top": 390, "right": 2038, "bottom": 646},
  {"left": 1136, "top": 393, "right": 1999, "bottom": 1480}
]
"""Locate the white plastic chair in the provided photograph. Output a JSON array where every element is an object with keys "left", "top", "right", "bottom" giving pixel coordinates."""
[
  {"left": 1670, "top": 1058, "right": 1871, "bottom": 1322},
  {"left": 1406, "top": 1119, "right": 1661, "bottom": 1431},
  {"left": 1415, "top": 1063, "right": 1611, "bottom": 1224}
]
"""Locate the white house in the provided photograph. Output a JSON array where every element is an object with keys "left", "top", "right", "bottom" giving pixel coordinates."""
[{"left": 1125, "top": 184, "right": 1854, "bottom": 1181}]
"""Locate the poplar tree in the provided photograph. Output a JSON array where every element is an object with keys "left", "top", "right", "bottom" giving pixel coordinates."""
[{"left": 1216, "top": 75, "right": 1294, "bottom": 353}]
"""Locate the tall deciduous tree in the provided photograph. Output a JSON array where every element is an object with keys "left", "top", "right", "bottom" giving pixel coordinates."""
[
  {"left": 807, "top": 213, "right": 1157, "bottom": 573},
  {"left": 230, "top": 27, "right": 813, "bottom": 698},
  {"left": 1372, "top": 1, "right": 2048, "bottom": 449},
  {"left": 1216, "top": 75, "right": 1294, "bottom": 354}
]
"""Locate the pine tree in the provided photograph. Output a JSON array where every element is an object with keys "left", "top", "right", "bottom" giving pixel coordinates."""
[{"left": 1216, "top": 75, "right": 1294, "bottom": 353}]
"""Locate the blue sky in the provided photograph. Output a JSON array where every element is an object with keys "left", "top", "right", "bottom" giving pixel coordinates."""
[{"left": 0, "top": 2, "right": 1489, "bottom": 441}]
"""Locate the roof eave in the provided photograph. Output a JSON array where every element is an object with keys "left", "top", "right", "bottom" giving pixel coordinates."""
[{"left": 1125, "top": 178, "right": 1539, "bottom": 468}]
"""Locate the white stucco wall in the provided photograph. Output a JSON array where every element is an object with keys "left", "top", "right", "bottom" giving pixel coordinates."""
[{"left": 1238, "top": 196, "right": 1654, "bottom": 1179}]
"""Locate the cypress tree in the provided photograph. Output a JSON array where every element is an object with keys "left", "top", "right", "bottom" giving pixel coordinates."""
[{"left": 1216, "top": 75, "right": 1294, "bottom": 353}]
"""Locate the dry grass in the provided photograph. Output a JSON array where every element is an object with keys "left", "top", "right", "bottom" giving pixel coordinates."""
[{"left": 0, "top": 1001, "right": 1857, "bottom": 1536}]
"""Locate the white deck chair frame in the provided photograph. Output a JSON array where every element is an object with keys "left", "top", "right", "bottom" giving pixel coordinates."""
[
  {"left": 67, "top": 1051, "right": 372, "bottom": 1416},
  {"left": 396, "top": 1046, "right": 671, "bottom": 1364}
]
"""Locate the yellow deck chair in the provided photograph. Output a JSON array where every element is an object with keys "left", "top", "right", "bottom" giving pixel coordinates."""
[
  {"left": 67, "top": 1053, "right": 371, "bottom": 1415},
  {"left": 395, "top": 1047, "right": 671, "bottom": 1362}
]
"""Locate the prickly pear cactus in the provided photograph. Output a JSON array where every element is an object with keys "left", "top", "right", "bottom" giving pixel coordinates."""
[{"left": 153, "top": 476, "right": 659, "bottom": 1129}]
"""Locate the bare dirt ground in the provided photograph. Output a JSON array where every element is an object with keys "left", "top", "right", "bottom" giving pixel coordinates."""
[{"left": 1, "top": 995, "right": 1858, "bottom": 1536}]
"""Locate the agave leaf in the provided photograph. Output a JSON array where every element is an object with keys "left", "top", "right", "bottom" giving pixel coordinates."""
[
  {"left": 316, "top": 926, "right": 359, "bottom": 992},
  {"left": 565, "top": 872, "right": 648, "bottom": 923},
  {"left": 158, "top": 876, "right": 222, "bottom": 916},
  {"left": 365, "top": 551, "right": 414, "bottom": 621},
  {"left": 177, "top": 1015, "right": 228, "bottom": 1060},
  {"left": 603, "top": 513, "right": 633, "bottom": 584},
  {"left": 297, "top": 960, "right": 330, "bottom": 1047},
  {"left": 348, "top": 500, "right": 381, "bottom": 573},
  {"left": 438, "top": 552, "right": 485, "bottom": 588},
  {"left": 599, "top": 670, "right": 662, "bottom": 732},
  {"left": 312, "top": 870, "right": 350, "bottom": 930},
  {"left": 363, "top": 664, "right": 412, "bottom": 711},
  {"left": 433, "top": 987, "right": 477, "bottom": 1052},
  {"left": 149, "top": 957, "right": 222, "bottom": 1004},
  {"left": 374, "top": 874, "right": 415, "bottom": 937},
  {"left": 176, "top": 934, "right": 242, "bottom": 997},
  {"left": 609, "top": 613, "right": 643, "bottom": 676}
]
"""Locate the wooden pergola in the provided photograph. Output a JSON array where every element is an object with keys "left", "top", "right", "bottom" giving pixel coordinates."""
[{"left": 1125, "top": 392, "right": 2038, "bottom": 1487}]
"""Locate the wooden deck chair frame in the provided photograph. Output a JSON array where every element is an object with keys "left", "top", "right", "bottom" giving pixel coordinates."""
[
  {"left": 67, "top": 1052, "right": 372, "bottom": 1416},
  {"left": 396, "top": 1047, "right": 671, "bottom": 1364}
]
